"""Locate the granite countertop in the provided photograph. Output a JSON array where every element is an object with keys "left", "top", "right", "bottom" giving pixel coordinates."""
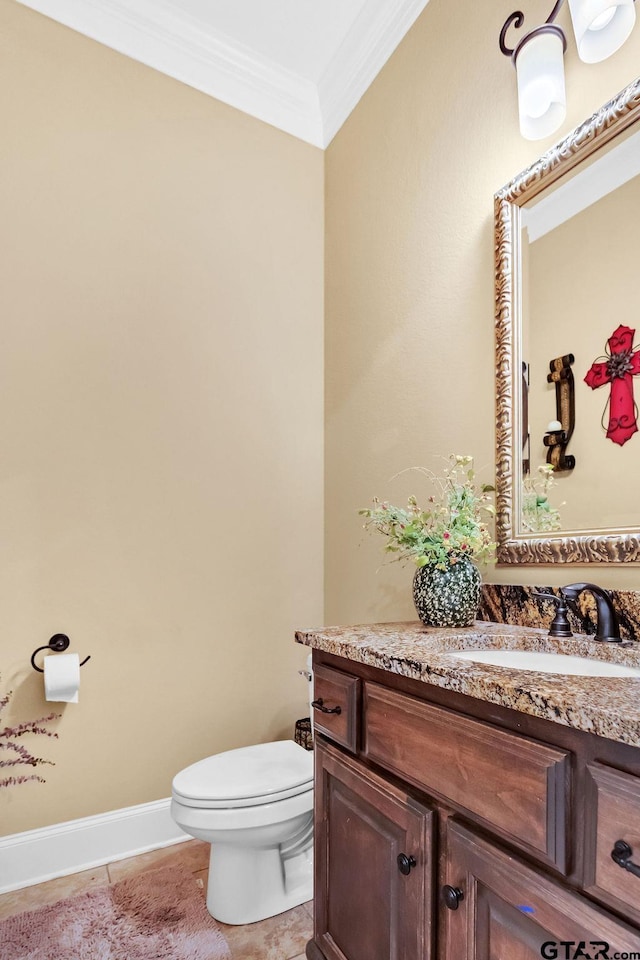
[{"left": 295, "top": 620, "right": 640, "bottom": 747}]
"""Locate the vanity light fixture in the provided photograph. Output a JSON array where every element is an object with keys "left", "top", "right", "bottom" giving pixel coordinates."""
[
  {"left": 500, "top": 0, "right": 637, "bottom": 140},
  {"left": 500, "top": 1, "right": 567, "bottom": 140},
  {"left": 568, "top": 0, "right": 636, "bottom": 62}
]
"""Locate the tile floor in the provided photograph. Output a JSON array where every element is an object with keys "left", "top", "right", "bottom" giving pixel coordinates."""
[{"left": 0, "top": 839, "right": 312, "bottom": 960}]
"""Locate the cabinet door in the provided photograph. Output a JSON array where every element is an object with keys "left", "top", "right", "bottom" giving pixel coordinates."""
[
  {"left": 313, "top": 739, "right": 434, "bottom": 960},
  {"left": 443, "top": 820, "right": 640, "bottom": 960}
]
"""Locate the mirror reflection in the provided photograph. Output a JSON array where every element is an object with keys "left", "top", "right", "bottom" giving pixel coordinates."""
[
  {"left": 495, "top": 75, "right": 640, "bottom": 563},
  {"left": 519, "top": 125, "right": 640, "bottom": 535}
]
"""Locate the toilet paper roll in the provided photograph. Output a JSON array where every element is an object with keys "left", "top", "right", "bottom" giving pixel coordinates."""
[{"left": 44, "top": 653, "right": 80, "bottom": 703}]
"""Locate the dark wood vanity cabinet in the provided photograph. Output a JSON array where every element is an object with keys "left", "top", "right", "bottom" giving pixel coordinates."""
[
  {"left": 313, "top": 740, "right": 434, "bottom": 960},
  {"left": 444, "top": 820, "right": 639, "bottom": 959},
  {"left": 363, "top": 681, "right": 570, "bottom": 872},
  {"left": 306, "top": 655, "right": 640, "bottom": 960},
  {"left": 583, "top": 763, "right": 640, "bottom": 927},
  {"left": 311, "top": 663, "right": 360, "bottom": 752}
]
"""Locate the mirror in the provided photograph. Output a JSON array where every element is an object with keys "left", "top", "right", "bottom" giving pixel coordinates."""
[{"left": 495, "top": 75, "right": 640, "bottom": 564}]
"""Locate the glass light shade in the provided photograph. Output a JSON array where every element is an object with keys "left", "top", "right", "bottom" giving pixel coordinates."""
[
  {"left": 568, "top": 0, "right": 636, "bottom": 62},
  {"left": 515, "top": 31, "right": 567, "bottom": 141}
]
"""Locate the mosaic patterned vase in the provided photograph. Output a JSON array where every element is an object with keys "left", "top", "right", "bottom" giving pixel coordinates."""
[{"left": 412, "top": 558, "right": 481, "bottom": 628}]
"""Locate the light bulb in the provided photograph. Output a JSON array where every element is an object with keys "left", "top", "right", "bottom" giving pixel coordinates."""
[{"left": 589, "top": 6, "right": 617, "bottom": 29}]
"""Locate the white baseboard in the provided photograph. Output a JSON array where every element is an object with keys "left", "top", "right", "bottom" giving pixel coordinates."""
[{"left": 0, "top": 798, "right": 189, "bottom": 893}]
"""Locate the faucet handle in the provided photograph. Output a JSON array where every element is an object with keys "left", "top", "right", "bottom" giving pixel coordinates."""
[
  {"left": 532, "top": 590, "right": 563, "bottom": 605},
  {"left": 532, "top": 591, "right": 573, "bottom": 639}
]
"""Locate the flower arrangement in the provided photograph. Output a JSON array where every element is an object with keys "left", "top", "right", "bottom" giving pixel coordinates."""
[
  {"left": 0, "top": 682, "right": 59, "bottom": 789},
  {"left": 521, "top": 464, "right": 562, "bottom": 534},
  {"left": 359, "top": 455, "right": 495, "bottom": 571}
]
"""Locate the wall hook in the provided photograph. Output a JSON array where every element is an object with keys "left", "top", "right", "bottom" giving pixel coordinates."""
[{"left": 30, "top": 634, "right": 91, "bottom": 673}]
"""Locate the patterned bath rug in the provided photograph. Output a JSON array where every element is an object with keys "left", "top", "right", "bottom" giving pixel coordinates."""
[{"left": 0, "top": 864, "right": 231, "bottom": 960}]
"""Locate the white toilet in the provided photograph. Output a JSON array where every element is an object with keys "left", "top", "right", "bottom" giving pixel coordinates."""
[
  {"left": 172, "top": 658, "right": 315, "bottom": 924},
  {"left": 171, "top": 738, "right": 314, "bottom": 925}
]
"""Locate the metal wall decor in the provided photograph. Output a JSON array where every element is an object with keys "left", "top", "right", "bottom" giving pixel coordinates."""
[
  {"left": 495, "top": 75, "right": 640, "bottom": 565},
  {"left": 544, "top": 354, "right": 575, "bottom": 471},
  {"left": 585, "top": 325, "right": 640, "bottom": 446}
]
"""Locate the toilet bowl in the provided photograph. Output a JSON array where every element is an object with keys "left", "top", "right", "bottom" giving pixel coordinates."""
[{"left": 171, "top": 739, "right": 314, "bottom": 925}]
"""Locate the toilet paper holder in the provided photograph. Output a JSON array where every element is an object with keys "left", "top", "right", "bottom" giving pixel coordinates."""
[{"left": 30, "top": 634, "right": 91, "bottom": 673}]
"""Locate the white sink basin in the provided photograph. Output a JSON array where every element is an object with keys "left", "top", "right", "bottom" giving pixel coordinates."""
[{"left": 449, "top": 649, "right": 640, "bottom": 677}]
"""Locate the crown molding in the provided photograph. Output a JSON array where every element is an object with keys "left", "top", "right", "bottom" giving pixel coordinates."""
[
  {"left": 16, "top": 0, "right": 429, "bottom": 149},
  {"left": 16, "top": 0, "right": 323, "bottom": 146},
  {"left": 319, "top": 0, "right": 430, "bottom": 146}
]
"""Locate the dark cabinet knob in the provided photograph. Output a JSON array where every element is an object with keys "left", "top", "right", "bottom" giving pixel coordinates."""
[
  {"left": 311, "top": 698, "right": 342, "bottom": 715},
  {"left": 611, "top": 840, "right": 640, "bottom": 879},
  {"left": 442, "top": 884, "right": 464, "bottom": 910},
  {"left": 397, "top": 853, "right": 417, "bottom": 876}
]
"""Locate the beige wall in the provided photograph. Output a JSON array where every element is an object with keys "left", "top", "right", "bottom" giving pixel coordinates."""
[
  {"left": 325, "top": 0, "right": 640, "bottom": 627},
  {"left": 0, "top": 1, "right": 323, "bottom": 835},
  {"left": 4, "top": 0, "right": 640, "bottom": 838}
]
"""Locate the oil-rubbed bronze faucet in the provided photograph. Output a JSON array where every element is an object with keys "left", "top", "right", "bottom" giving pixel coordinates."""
[{"left": 560, "top": 583, "right": 622, "bottom": 643}]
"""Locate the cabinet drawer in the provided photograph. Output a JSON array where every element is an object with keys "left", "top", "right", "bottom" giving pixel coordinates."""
[
  {"left": 312, "top": 663, "right": 360, "bottom": 752},
  {"left": 363, "top": 682, "right": 570, "bottom": 871},
  {"left": 584, "top": 762, "right": 640, "bottom": 924}
]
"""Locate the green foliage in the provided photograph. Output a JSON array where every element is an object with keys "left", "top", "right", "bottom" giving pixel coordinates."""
[
  {"left": 359, "top": 455, "right": 495, "bottom": 572},
  {"left": 522, "top": 464, "right": 562, "bottom": 534}
]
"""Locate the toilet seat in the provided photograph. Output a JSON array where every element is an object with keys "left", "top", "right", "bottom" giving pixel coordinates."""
[{"left": 172, "top": 740, "right": 313, "bottom": 809}]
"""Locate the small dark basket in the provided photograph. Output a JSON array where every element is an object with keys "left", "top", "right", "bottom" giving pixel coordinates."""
[{"left": 295, "top": 717, "right": 313, "bottom": 751}]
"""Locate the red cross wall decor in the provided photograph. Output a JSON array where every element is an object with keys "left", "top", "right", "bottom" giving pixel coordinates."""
[{"left": 584, "top": 325, "right": 640, "bottom": 446}]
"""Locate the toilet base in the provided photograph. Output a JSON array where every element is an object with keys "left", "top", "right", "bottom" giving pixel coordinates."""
[{"left": 206, "top": 836, "right": 313, "bottom": 925}]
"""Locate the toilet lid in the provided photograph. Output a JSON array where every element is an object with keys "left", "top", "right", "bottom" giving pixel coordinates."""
[{"left": 172, "top": 740, "right": 314, "bottom": 809}]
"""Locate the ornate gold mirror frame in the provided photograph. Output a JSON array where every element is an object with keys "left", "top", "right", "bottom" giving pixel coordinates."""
[{"left": 495, "top": 76, "right": 640, "bottom": 564}]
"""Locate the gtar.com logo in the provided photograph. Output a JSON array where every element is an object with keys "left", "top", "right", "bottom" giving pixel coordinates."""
[{"left": 540, "top": 943, "right": 640, "bottom": 960}]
